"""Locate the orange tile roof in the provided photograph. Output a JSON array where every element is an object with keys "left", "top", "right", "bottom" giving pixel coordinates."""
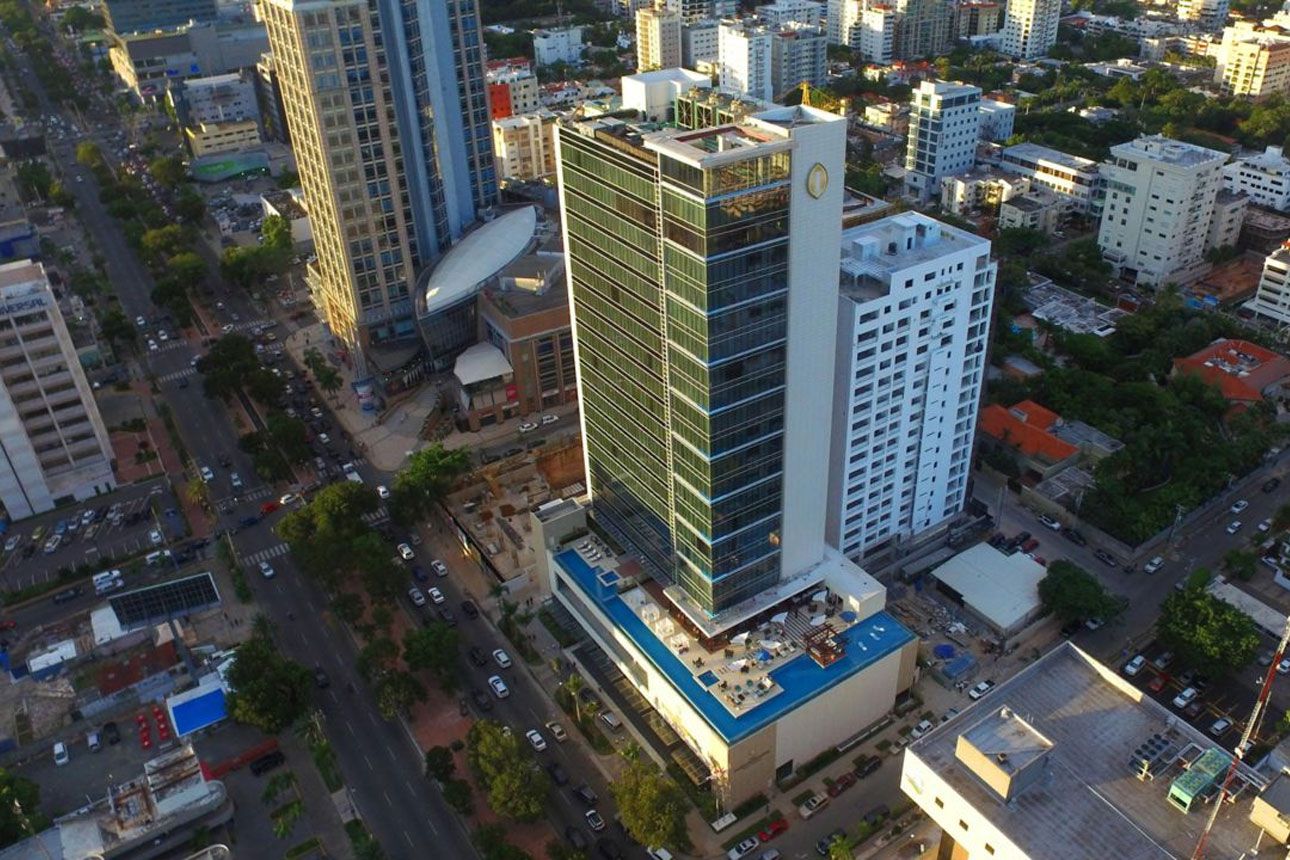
[
  {"left": 1174, "top": 339, "right": 1290, "bottom": 403},
  {"left": 979, "top": 402, "right": 1080, "bottom": 464}
]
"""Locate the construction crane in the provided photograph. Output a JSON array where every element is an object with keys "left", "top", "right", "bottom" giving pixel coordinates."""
[
  {"left": 792, "top": 81, "right": 849, "bottom": 117},
  {"left": 1191, "top": 613, "right": 1290, "bottom": 859}
]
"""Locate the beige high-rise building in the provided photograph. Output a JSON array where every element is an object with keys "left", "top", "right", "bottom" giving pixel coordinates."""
[
  {"left": 0, "top": 261, "right": 115, "bottom": 520},
  {"left": 1000, "top": 0, "right": 1060, "bottom": 58},
  {"left": 1214, "top": 22, "right": 1290, "bottom": 99},
  {"left": 258, "top": 0, "right": 496, "bottom": 378},
  {"left": 636, "top": 6, "right": 683, "bottom": 70},
  {"left": 492, "top": 112, "right": 558, "bottom": 180}
]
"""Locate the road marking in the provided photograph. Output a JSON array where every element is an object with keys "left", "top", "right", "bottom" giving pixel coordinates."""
[
  {"left": 364, "top": 754, "right": 374, "bottom": 771},
  {"left": 404, "top": 831, "right": 414, "bottom": 847},
  {"left": 243, "top": 543, "right": 290, "bottom": 565}
]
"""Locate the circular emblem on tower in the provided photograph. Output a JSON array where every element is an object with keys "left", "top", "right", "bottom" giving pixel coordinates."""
[{"left": 806, "top": 162, "right": 829, "bottom": 199}]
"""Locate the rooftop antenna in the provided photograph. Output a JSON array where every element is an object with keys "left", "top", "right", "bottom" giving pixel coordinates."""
[{"left": 1191, "top": 613, "right": 1290, "bottom": 859}]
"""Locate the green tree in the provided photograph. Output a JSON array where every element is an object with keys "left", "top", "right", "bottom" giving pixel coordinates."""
[
  {"left": 60, "top": 6, "right": 105, "bottom": 30},
  {"left": 13, "top": 160, "right": 52, "bottom": 201},
  {"left": 611, "top": 756, "right": 692, "bottom": 851},
  {"left": 148, "top": 154, "right": 186, "bottom": 188},
  {"left": 139, "top": 224, "right": 188, "bottom": 268},
  {"left": 99, "top": 307, "right": 135, "bottom": 347},
  {"left": 444, "top": 778, "right": 474, "bottom": 816},
  {"left": 828, "top": 833, "right": 852, "bottom": 860},
  {"left": 75, "top": 140, "right": 103, "bottom": 169},
  {"left": 0, "top": 768, "right": 48, "bottom": 847},
  {"left": 262, "top": 213, "right": 292, "bottom": 251},
  {"left": 1157, "top": 589, "right": 1260, "bottom": 676},
  {"left": 167, "top": 250, "right": 207, "bottom": 285},
  {"left": 331, "top": 592, "right": 365, "bottom": 625},
  {"left": 1273, "top": 503, "right": 1290, "bottom": 533},
  {"left": 266, "top": 411, "right": 312, "bottom": 464},
  {"left": 467, "top": 720, "right": 549, "bottom": 822},
  {"left": 225, "top": 630, "right": 313, "bottom": 733},
  {"left": 1038, "top": 560, "right": 1122, "bottom": 623},
  {"left": 391, "top": 444, "right": 470, "bottom": 525},
  {"left": 1223, "top": 548, "right": 1258, "bottom": 582},
  {"left": 373, "top": 670, "right": 427, "bottom": 720},
  {"left": 404, "top": 623, "right": 461, "bottom": 690},
  {"left": 356, "top": 636, "right": 399, "bottom": 681},
  {"left": 425, "top": 746, "right": 456, "bottom": 781},
  {"left": 176, "top": 186, "right": 205, "bottom": 223},
  {"left": 317, "top": 366, "right": 344, "bottom": 401},
  {"left": 473, "top": 824, "right": 532, "bottom": 860}
]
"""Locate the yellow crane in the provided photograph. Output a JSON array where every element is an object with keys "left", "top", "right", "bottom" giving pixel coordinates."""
[{"left": 794, "top": 81, "right": 849, "bottom": 116}]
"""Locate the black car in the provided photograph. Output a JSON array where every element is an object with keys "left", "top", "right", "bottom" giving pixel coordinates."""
[
  {"left": 1264, "top": 477, "right": 1282, "bottom": 494},
  {"left": 546, "top": 761, "right": 569, "bottom": 785},
  {"left": 854, "top": 755, "right": 882, "bottom": 778},
  {"left": 437, "top": 607, "right": 457, "bottom": 627},
  {"left": 102, "top": 721, "right": 121, "bottom": 745},
  {"left": 470, "top": 688, "right": 493, "bottom": 711},
  {"left": 573, "top": 784, "right": 598, "bottom": 806},
  {"left": 1010, "top": 530, "right": 1032, "bottom": 548},
  {"left": 1094, "top": 549, "right": 1118, "bottom": 567},
  {"left": 1060, "top": 619, "right": 1082, "bottom": 637},
  {"left": 52, "top": 586, "right": 82, "bottom": 604},
  {"left": 249, "top": 750, "right": 285, "bottom": 775},
  {"left": 817, "top": 829, "right": 847, "bottom": 857},
  {"left": 565, "top": 826, "right": 589, "bottom": 850},
  {"left": 468, "top": 646, "right": 488, "bottom": 667},
  {"left": 313, "top": 667, "right": 330, "bottom": 689},
  {"left": 1061, "top": 527, "right": 1087, "bottom": 546},
  {"left": 461, "top": 600, "right": 479, "bottom": 619},
  {"left": 596, "top": 838, "right": 623, "bottom": 860}
]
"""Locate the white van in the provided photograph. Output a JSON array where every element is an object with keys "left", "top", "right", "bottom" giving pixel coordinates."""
[
  {"left": 92, "top": 570, "right": 124, "bottom": 595},
  {"left": 86, "top": 731, "right": 101, "bottom": 752}
]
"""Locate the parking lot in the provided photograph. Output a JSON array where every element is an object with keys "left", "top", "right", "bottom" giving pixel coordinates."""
[{"left": 0, "top": 478, "right": 185, "bottom": 588}]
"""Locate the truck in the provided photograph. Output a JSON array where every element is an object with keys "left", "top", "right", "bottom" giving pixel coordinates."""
[{"left": 342, "top": 462, "right": 363, "bottom": 484}]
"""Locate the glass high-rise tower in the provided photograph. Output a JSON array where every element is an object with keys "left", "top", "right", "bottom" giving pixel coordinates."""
[
  {"left": 556, "top": 107, "right": 847, "bottom": 625},
  {"left": 259, "top": 0, "right": 496, "bottom": 373}
]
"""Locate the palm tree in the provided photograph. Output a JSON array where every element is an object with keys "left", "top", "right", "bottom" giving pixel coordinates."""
[
  {"left": 564, "top": 673, "right": 584, "bottom": 724},
  {"left": 303, "top": 347, "right": 325, "bottom": 375},
  {"left": 317, "top": 366, "right": 343, "bottom": 402},
  {"left": 828, "top": 833, "right": 852, "bottom": 860}
]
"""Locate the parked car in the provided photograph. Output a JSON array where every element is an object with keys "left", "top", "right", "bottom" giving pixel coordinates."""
[
  {"left": 53, "top": 741, "right": 69, "bottom": 766},
  {"left": 1210, "top": 717, "right": 1233, "bottom": 736},
  {"left": 249, "top": 751, "right": 285, "bottom": 775},
  {"left": 816, "top": 830, "right": 847, "bottom": 857},
  {"left": 314, "top": 667, "right": 330, "bottom": 688},
  {"left": 546, "top": 721, "right": 569, "bottom": 742},
  {"left": 1062, "top": 527, "right": 1087, "bottom": 546},
  {"left": 565, "top": 826, "right": 589, "bottom": 850},
  {"left": 519, "top": 421, "right": 539, "bottom": 434},
  {"left": 728, "top": 837, "right": 760, "bottom": 860},
  {"left": 1172, "top": 687, "right": 1199, "bottom": 709},
  {"left": 258, "top": 561, "right": 275, "bottom": 579},
  {"left": 546, "top": 762, "right": 569, "bottom": 785},
  {"left": 428, "top": 587, "right": 445, "bottom": 604},
  {"left": 968, "top": 679, "right": 995, "bottom": 700},
  {"left": 797, "top": 793, "right": 829, "bottom": 819},
  {"left": 102, "top": 722, "right": 121, "bottom": 745},
  {"left": 461, "top": 600, "right": 479, "bottom": 619},
  {"left": 1094, "top": 549, "right": 1117, "bottom": 567},
  {"left": 1147, "top": 675, "right": 1168, "bottom": 693},
  {"left": 909, "top": 719, "right": 934, "bottom": 739},
  {"left": 525, "top": 729, "right": 547, "bottom": 752},
  {"left": 1152, "top": 651, "right": 1175, "bottom": 670},
  {"left": 469, "top": 647, "right": 488, "bottom": 667},
  {"left": 826, "top": 772, "right": 856, "bottom": 797},
  {"left": 397, "top": 543, "right": 415, "bottom": 560},
  {"left": 854, "top": 755, "right": 882, "bottom": 778},
  {"left": 585, "top": 809, "right": 606, "bottom": 832},
  {"left": 1038, "top": 514, "right": 1061, "bottom": 531},
  {"left": 408, "top": 587, "right": 426, "bottom": 607},
  {"left": 1123, "top": 655, "right": 1146, "bottom": 676},
  {"left": 1231, "top": 499, "right": 1249, "bottom": 514},
  {"left": 1263, "top": 477, "right": 1282, "bottom": 494},
  {"left": 493, "top": 649, "right": 512, "bottom": 669},
  {"left": 1278, "top": 658, "right": 1290, "bottom": 675},
  {"left": 757, "top": 819, "right": 789, "bottom": 842},
  {"left": 488, "top": 675, "right": 509, "bottom": 698},
  {"left": 574, "top": 784, "right": 598, "bottom": 806},
  {"left": 431, "top": 559, "right": 449, "bottom": 577},
  {"left": 1143, "top": 556, "right": 1164, "bottom": 574},
  {"left": 1227, "top": 521, "right": 1244, "bottom": 535},
  {"left": 470, "top": 688, "right": 493, "bottom": 711},
  {"left": 1259, "top": 519, "right": 1273, "bottom": 533}
]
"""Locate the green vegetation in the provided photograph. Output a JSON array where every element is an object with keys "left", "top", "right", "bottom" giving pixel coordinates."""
[
  {"left": 989, "top": 297, "right": 1284, "bottom": 543},
  {"left": 404, "top": 623, "right": 461, "bottom": 691},
  {"left": 473, "top": 824, "right": 532, "bottom": 860},
  {"left": 389, "top": 443, "right": 470, "bottom": 526},
  {"left": 1157, "top": 588, "right": 1260, "bottom": 676},
  {"left": 466, "top": 720, "right": 549, "bottom": 822},
  {"left": 611, "top": 754, "right": 691, "bottom": 851},
  {"left": 345, "top": 820, "right": 386, "bottom": 860},
  {"left": 0, "top": 768, "right": 48, "bottom": 848},
  {"left": 1038, "top": 560, "right": 1124, "bottom": 623},
  {"left": 226, "top": 626, "right": 313, "bottom": 733},
  {"left": 221, "top": 214, "right": 293, "bottom": 289}
]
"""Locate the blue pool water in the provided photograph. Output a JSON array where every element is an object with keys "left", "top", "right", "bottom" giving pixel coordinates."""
[{"left": 555, "top": 550, "right": 914, "bottom": 743}]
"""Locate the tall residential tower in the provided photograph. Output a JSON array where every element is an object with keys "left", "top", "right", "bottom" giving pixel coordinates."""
[{"left": 259, "top": 0, "right": 496, "bottom": 374}]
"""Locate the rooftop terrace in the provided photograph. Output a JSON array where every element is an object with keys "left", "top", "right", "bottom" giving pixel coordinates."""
[{"left": 555, "top": 546, "right": 913, "bottom": 743}]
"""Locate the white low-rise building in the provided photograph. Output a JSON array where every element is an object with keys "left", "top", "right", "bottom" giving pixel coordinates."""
[
  {"left": 977, "top": 98, "right": 1015, "bottom": 142},
  {"left": 1251, "top": 239, "right": 1290, "bottom": 325},
  {"left": 620, "top": 67, "right": 712, "bottom": 121},
  {"left": 826, "top": 213, "right": 994, "bottom": 564},
  {"left": 1224, "top": 145, "right": 1290, "bottom": 213},
  {"left": 997, "top": 141, "right": 1102, "bottom": 215},
  {"left": 940, "top": 167, "right": 1031, "bottom": 216},
  {"left": 533, "top": 26, "right": 584, "bottom": 66}
]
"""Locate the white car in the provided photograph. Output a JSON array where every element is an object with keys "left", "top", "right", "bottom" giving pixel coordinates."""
[
  {"left": 318, "top": 433, "right": 331, "bottom": 445},
  {"left": 518, "top": 421, "right": 539, "bottom": 433},
  {"left": 53, "top": 741, "right": 69, "bottom": 766},
  {"left": 1231, "top": 499, "right": 1249, "bottom": 514},
  {"left": 1258, "top": 519, "right": 1272, "bottom": 533},
  {"left": 377, "top": 485, "right": 391, "bottom": 500},
  {"left": 525, "top": 729, "right": 547, "bottom": 752},
  {"left": 408, "top": 587, "right": 426, "bottom": 607},
  {"left": 488, "top": 675, "right": 509, "bottom": 698},
  {"left": 1143, "top": 556, "right": 1164, "bottom": 574},
  {"left": 727, "top": 838, "right": 759, "bottom": 860},
  {"left": 1210, "top": 717, "right": 1233, "bottom": 736},
  {"left": 1227, "top": 521, "right": 1243, "bottom": 535},
  {"left": 135, "top": 315, "right": 147, "bottom": 328},
  {"left": 279, "top": 493, "right": 299, "bottom": 505},
  {"left": 431, "top": 559, "right": 448, "bottom": 577},
  {"left": 428, "top": 587, "right": 445, "bottom": 605},
  {"left": 3, "top": 534, "right": 19, "bottom": 553},
  {"left": 584, "top": 809, "right": 605, "bottom": 831},
  {"left": 909, "top": 719, "right": 934, "bottom": 739},
  {"left": 1278, "top": 658, "right": 1290, "bottom": 675},
  {"left": 259, "top": 561, "right": 275, "bottom": 579},
  {"left": 545, "top": 721, "right": 568, "bottom": 742},
  {"left": 968, "top": 680, "right": 995, "bottom": 700},
  {"left": 157, "top": 330, "right": 169, "bottom": 342},
  {"left": 1123, "top": 655, "right": 1146, "bottom": 676},
  {"left": 397, "top": 543, "right": 414, "bottom": 561},
  {"left": 541, "top": 414, "right": 558, "bottom": 425},
  {"left": 1037, "top": 514, "right": 1061, "bottom": 531},
  {"left": 199, "top": 465, "right": 214, "bottom": 483},
  {"left": 148, "top": 528, "right": 163, "bottom": 546},
  {"left": 493, "top": 649, "right": 512, "bottom": 669},
  {"left": 147, "top": 339, "right": 158, "bottom": 352},
  {"left": 42, "top": 534, "right": 61, "bottom": 555},
  {"left": 1172, "top": 687, "right": 1198, "bottom": 709}
]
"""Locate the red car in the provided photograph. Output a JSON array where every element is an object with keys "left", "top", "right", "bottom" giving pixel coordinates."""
[
  {"left": 826, "top": 772, "right": 857, "bottom": 797},
  {"left": 259, "top": 501, "right": 281, "bottom": 515},
  {"left": 1147, "top": 675, "right": 1167, "bottom": 693},
  {"left": 0, "top": 620, "right": 16, "bottom": 631},
  {"left": 757, "top": 819, "right": 788, "bottom": 842},
  {"left": 1020, "top": 538, "right": 1040, "bottom": 554}
]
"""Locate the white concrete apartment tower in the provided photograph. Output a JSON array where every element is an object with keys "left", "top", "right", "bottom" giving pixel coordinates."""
[
  {"left": 1001, "top": 0, "right": 1060, "bottom": 59},
  {"left": 1097, "top": 134, "right": 1228, "bottom": 288},
  {"left": 0, "top": 261, "right": 115, "bottom": 520},
  {"left": 904, "top": 80, "right": 982, "bottom": 201},
  {"left": 719, "top": 19, "right": 775, "bottom": 102},
  {"left": 826, "top": 213, "right": 994, "bottom": 565}
]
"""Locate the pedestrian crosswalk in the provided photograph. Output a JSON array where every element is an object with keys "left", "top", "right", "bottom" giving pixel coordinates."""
[
  {"left": 362, "top": 507, "right": 389, "bottom": 526},
  {"left": 242, "top": 543, "right": 290, "bottom": 565},
  {"left": 158, "top": 367, "right": 196, "bottom": 384}
]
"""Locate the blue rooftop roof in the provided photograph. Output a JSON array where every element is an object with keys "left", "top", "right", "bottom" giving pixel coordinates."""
[{"left": 555, "top": 549, "right": 915, "bottom": 744}]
